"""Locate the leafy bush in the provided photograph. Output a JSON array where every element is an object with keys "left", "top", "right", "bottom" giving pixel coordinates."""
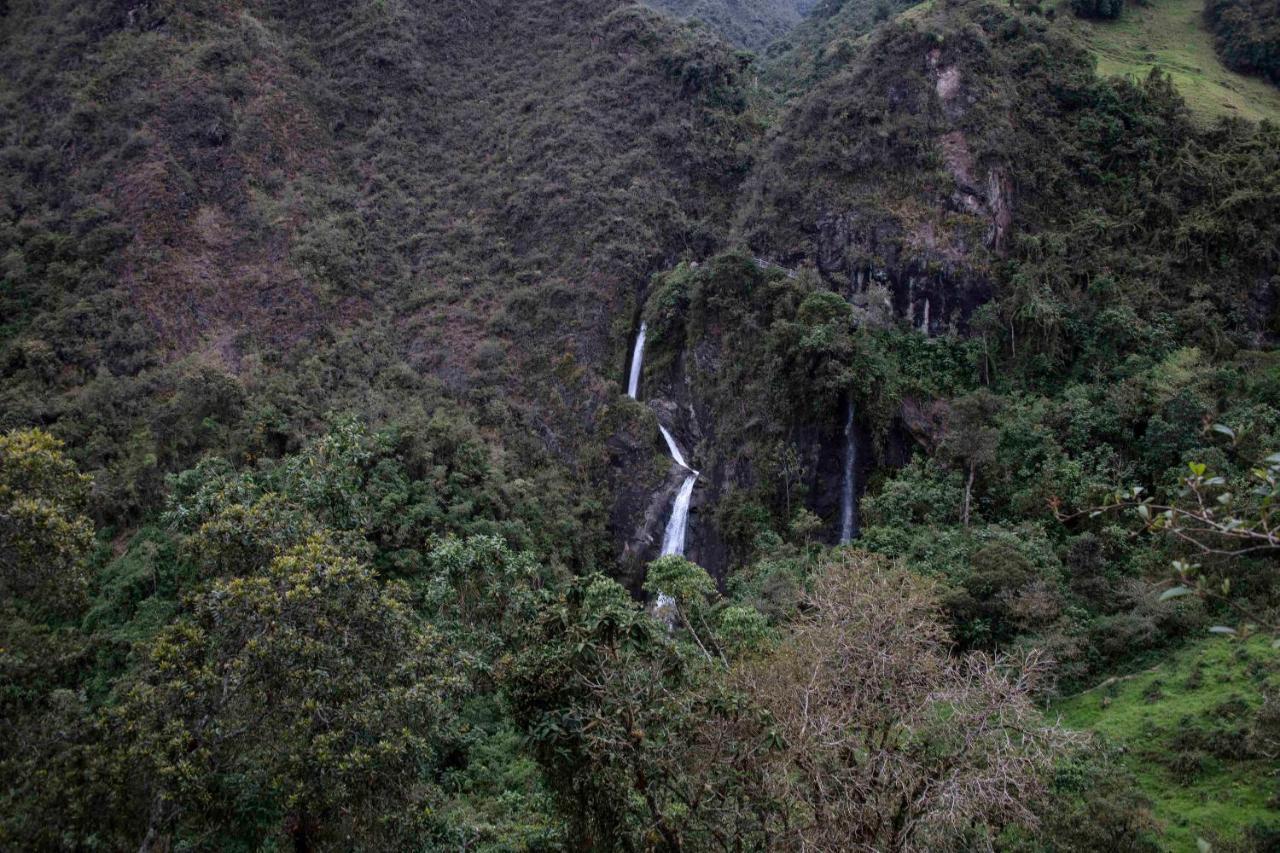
[
  {"left": 0, "top": 429, "right": 93, "bottom": 618},
  {"left": 1206, "top": 0, "right": 1280, "bottom": 85},
  {"left": 1071, "top": 0, "right": 1124, "bottom": 19}
]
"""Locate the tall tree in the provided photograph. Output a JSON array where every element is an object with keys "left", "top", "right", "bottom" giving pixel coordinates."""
[
  {"left": 116, "top": 537, "right": 452, "bottom": 851},
  {"left": 0, "top": 429, "right": 93, "bottom": 618}
]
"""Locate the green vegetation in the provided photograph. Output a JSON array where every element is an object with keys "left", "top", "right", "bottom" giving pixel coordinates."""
[
  {"left": 1207, "top": 0, "right": 1280, "bottom": 85},
  {"left": 1072, "top": 0, "right": 1125, "bottom": 21},
  {"left": 763, "top": 0, "right": 931, "bottom": 88},
  {"left": 642, "top": 0, "right": 814, "bottom": 49},
  {"left": 1056, "top": 636, "right": 1280, "bottom": 851},
  {"left": 1060, "top": 0, "right": 1280, "bottom": 122},
  {"left": 2, "top": 0, "right": 1280, "bottom": 848}
]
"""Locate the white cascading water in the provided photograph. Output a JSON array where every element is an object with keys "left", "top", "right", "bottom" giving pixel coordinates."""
[
  {"left": 839, "top": 395, "right": 860, "bottom": 543},
  {"left": 627, "top": 321, "right": 646, "bottom": 399},
  {"left": 660, "top": 442, "right": 698, "bottom": 556},
  {"left": 658, "top": 424, "right": 689, "bottom": 470},
  {"left": 628, "top": 323, "right": 698, "bottom": 615},
  {"left": 656, "top": 441, "right": 697, "bottom": 615}
]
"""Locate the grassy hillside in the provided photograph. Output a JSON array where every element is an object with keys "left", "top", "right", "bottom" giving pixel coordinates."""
[
  {"left": 1056, "top": 636, "right": 1280, "bottom": 851},
  {"left": 1060, "top": 0, "right": 1280, "bottom": 123}
]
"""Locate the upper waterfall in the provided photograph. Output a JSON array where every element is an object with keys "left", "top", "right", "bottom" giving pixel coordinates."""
[{"left": 627, "top": 322, "right": 646, "bottom": 399}]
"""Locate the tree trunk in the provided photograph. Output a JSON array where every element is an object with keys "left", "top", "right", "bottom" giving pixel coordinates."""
[
  {"left": 137, "top": 795, "right": 171, "bottom": 853},
  {"left": 290, "top": 811, "right": 313, "bottom": 853}
]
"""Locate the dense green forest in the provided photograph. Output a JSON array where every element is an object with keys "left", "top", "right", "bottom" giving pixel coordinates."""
[
  {"left": 1206, "top": 0, "right": 1280, "bottom": 84},
  {"left": 2, "top": 0, "right": 1278, "bottom": 849}
]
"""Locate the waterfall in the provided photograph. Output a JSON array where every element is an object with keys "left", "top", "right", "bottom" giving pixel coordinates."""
[
  {"left": 658, "top": 424, "right": 689, "bottom": 470},
  {"left": 656, "top": 466, "right": 697, "bottom": 617},
  {"left": 627, "top": 322, "right": 646, "bottom": 399},
  {"left": 661, "top": 472, "right": 698, "bottom": 557},
  {"left": 629, "top": 323, "right": 700, "bottom": 553},
  {"left": 625, "top": 320, "right": 700, "bottom": 615},
  {"left": 839, "top": 395, "right": 860, "bottom": 544},
  {"left": 658, "top": 424, "right": 698, "bottom": 556}
]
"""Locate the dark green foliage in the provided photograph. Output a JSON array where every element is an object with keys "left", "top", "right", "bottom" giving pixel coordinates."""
[
  {"left": 642, "top": 0, "right": 812, "bottom": 49},
  {"left": 763, "top": 0, "right": 929, "bottom": 88},
  {"left": 114, "top": 538, "right": 451, "bottom": 850},
  {"left": 163, "top": 415, "right": 597, "bottom": 578},
  {"left": 1002, "top": 746, "right": 1160, "bottom": 851},
  {"left": 1, "top": 0, "right": 1279, "bottom": 847},
  {"left": 1206, "top": 0, "right": 1280, "bottom": 85},
  {"left": 506, "top": 572, "right": 775, "bottom": 849},
  {"left": 1, "top": 423, "right": 574, "bottom": 849},
  {"left": 0, "top": 429, "right": 93, "bottom": 618},
  {"left": 1071, "top": 0, "right": 1124, "bottom": 20}
]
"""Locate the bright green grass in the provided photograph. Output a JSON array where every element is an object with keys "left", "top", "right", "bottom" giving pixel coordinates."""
[
  {"left": 1055, "top": 636, "right": 1280, "bottom": 851},
  {"left": 1059, "top": 0, "right": 1280, "bottom": 124}
]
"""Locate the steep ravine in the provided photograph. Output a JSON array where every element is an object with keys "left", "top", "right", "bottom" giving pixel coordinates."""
[
  {"left": 619, "top": 290, "right": 878, "bottom": 583},
  {"left": 625, "top": 324, "right": 703, "bottom": 609}
]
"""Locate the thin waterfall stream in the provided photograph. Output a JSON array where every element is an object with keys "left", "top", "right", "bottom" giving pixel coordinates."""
[
  {"left": 657, "top": 424, "right": 689, "bottom": 470},
  {"left": 627, "top": 321, "right": 646, "bottom": 399},
  {"left": 627, "top": 323, "right": 698, "bottom": 612},
  {"left": 660, "top": 450, "right": 698, "bottom": 558},
  {"left": 839, "top": 395, "right": 860, "bottom": 543}
]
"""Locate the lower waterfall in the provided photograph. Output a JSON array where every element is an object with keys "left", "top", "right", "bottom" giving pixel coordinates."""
[
  {"left": 839, "top": 395, "right": 860, "bottom": 543},
  {"left": 660, "top": 462, "right": 698, "bottom": 557}
]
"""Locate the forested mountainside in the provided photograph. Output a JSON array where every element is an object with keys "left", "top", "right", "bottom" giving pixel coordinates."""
[
  {"left": 641, "top": 0, "right": 815, "bottom": 48},
  {"left": 2, "top": 0, "right": 1279, "bottom": 850}
]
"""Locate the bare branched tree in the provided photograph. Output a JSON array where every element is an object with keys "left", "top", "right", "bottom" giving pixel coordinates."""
[{"left": 737, "top": 552, "right": 1077, "bottom": 852}]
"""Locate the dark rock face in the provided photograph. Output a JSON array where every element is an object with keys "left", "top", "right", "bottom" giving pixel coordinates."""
[
  {"left": 898, "top": 395, "right": 950, "bottom": 455},
  {"left": 603, "top": 401, "right": 673, "bottom": 593},
  {"left": 616, "top": 461, "right": 692, "bottom": 593},
  {"left": 611, "top": 326, "right": 736, "bottom": 583},
  {"left": 684, "top": 475, "right": 732, "bottom": 584},
  {"left": 806, "top": 58, "right": 1011, "bottom": 335},
  {"left": 788, "top": 416, "right": 872, "bottom": 544},
  {"left": 655, "top": 349, "right": 729, "bottom": 580},
  {"left": 815, "top": 213, "right": 994, "bottom": 336},
  {"left": 1247, "top": 274, "right": 1280, "bottom": 347},
  {"left": 743, "top": 20, "right": 1024, "bottom": 337},
  {"left": 626, "top": 371, "right": 884, "bottom": 580}
]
